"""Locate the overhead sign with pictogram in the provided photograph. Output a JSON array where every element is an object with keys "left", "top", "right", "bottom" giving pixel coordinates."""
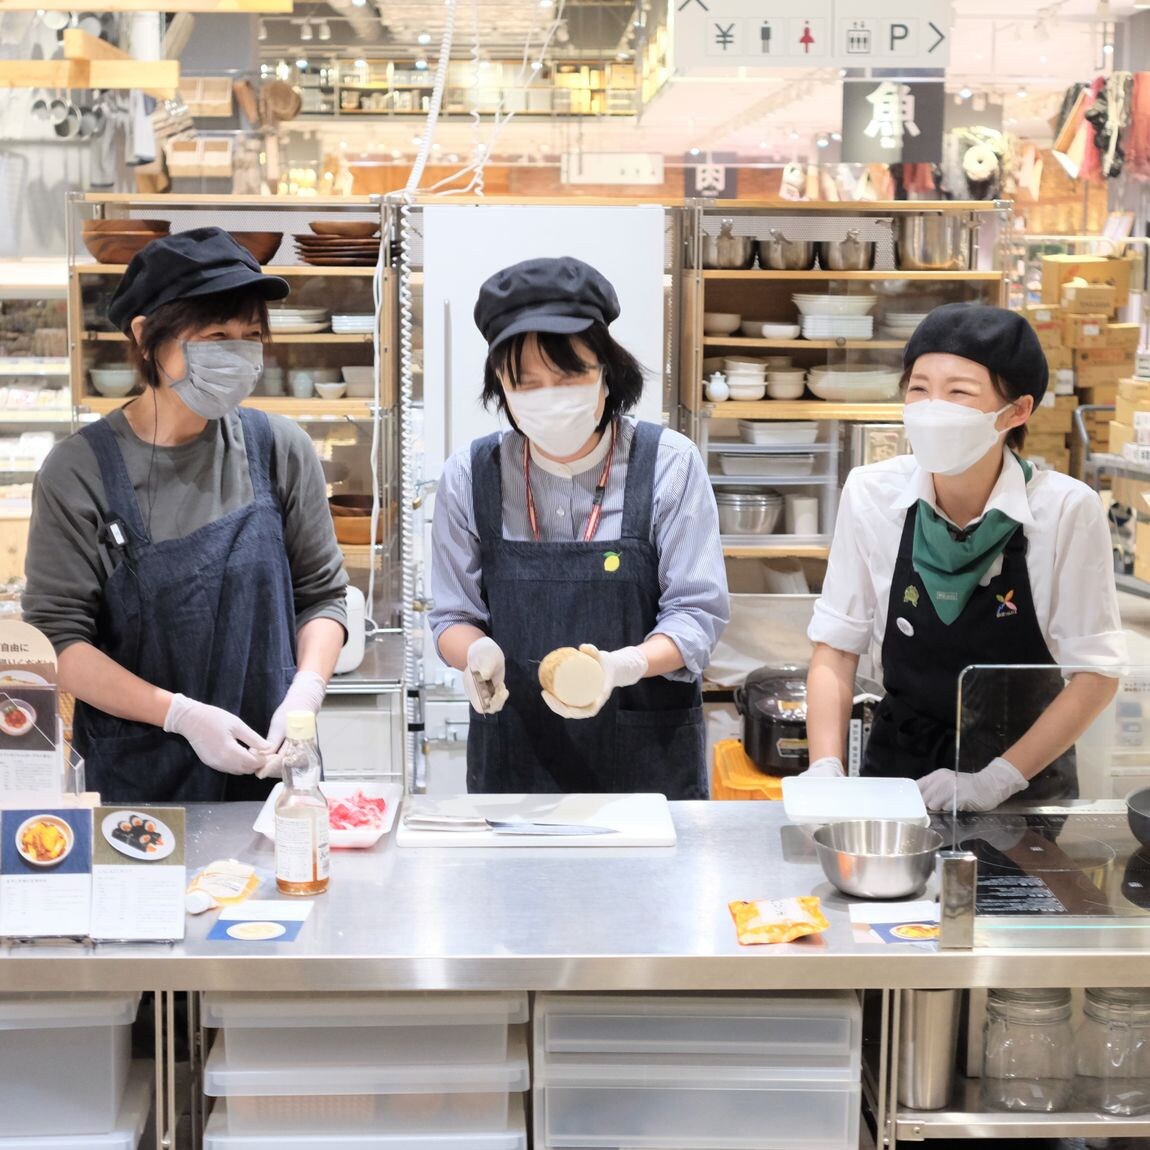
[{"left": 672, "top": 0, "right": 951, "bottom": 70}]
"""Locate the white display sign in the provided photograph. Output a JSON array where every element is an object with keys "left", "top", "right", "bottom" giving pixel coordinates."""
[{"left": 672, "top": 0, "right": 951, "bottom": 70}]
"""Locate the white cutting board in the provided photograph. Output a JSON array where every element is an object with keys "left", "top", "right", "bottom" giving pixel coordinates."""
[{"left": 396, "top": 793, "right": 677, "bottom": 848}]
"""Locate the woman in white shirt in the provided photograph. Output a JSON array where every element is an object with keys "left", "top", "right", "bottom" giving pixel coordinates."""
[{"left": 805, "top": 304, "right": 1125, "bottom": 810}]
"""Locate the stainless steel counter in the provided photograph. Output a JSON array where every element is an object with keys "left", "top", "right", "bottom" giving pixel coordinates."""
[
  {"left": 325, "top": 631, "right": 404, "bottom": 695},
  {"left": 5, "top": 802, "right": 1150, "bottom": 992}
]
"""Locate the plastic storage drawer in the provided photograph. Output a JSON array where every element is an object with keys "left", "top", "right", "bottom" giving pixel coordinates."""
[
  {"left": 202, "top": 992, "right": 528, "bottom": 1067},
  {"left": 204, "top": 1028, "right": 530, "bottom": 1136},
  {"left": 535, "top": 993, "right": 861, "bottom": 1073},
  {"left": 538, "top": 1063, "right": 860, "bottom": 1150},
  {"left": 204, "top": 1093, "right": 529, "bottom": 1150},
  {"left": 0, "top": 993, "right": 140, "bottom": 1137},
  {"left": 0, "top": 1062, "right": 151, "bottom": 1150}
]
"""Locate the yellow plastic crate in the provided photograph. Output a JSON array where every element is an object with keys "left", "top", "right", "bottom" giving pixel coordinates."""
[{"left": 712, "top": 738, "right": 783, "bottom": 801}]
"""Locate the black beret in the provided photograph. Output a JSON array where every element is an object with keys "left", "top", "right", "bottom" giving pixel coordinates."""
[
  {"left": 107, "top": 226, "right": 290, "bottom": 335},
  {"left": 904, "top": 303, "right": 1048, "bottom": 404},
  {"left": 474, "top": 256, "right": 620, "bottom": 349}
]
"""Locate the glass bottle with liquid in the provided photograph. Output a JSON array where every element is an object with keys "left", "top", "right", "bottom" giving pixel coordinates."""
[{"left": 274, "top": 711, "right": 330, "bottom": 896}]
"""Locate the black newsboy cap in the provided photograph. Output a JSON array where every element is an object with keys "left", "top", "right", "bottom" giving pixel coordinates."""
[
  {"left": 474, "top": 256, "right": 620, "bottom": 349},
  {"left": 904, "top": 303, "right": 1049, "bottom": 404},
  {"left": 107, "top": 226, "right": 290, "bottom": 335}
]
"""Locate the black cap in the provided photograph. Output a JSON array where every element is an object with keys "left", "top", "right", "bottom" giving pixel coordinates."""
[
  {"left": 107, "top": 227, "right": 290, "bottom": 335},
  {"left": 474, "top": 256, "right": 620, "bottom": 349},
  {"left": 904, "top": 303, "right": 1048, "bottom": 404}
]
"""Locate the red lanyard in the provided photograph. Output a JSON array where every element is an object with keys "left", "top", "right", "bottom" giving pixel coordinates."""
[{"left": 523, "top": 422, "right": 616, "bottom": 543}]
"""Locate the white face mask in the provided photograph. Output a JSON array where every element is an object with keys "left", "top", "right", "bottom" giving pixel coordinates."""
[
  {"left": 505, "top": 375, "right": 604, "bottom": 458},
  {"left": 170, "top": 340, "right": 263, "bottom": 420},
  {"left": 902, "top": 399, "right": 1012, "bottom": 477}
]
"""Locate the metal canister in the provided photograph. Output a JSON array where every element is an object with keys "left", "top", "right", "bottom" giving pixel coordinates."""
[{"left": 898, "top": 989, "right": 962, "bottom": 1109}]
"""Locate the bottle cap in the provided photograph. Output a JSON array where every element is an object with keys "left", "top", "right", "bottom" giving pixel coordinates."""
[{"left": 285, "top": 711, "right": 317, "bottom": 741}]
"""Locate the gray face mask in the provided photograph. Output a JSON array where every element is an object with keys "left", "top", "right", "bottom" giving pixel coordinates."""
[{"left": 170, "top": 340, "right": 264, "bottom": 419}]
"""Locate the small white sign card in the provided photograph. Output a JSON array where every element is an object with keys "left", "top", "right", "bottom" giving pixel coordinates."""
[
  {"left": 0, "top": 621, "right": 61, "bottom": 796},
  {"left": 91, "top": 807, "right": 186, "bottom": 942},
  {"left": 0, "top": 807, "right": 92, "bottom": 938}
]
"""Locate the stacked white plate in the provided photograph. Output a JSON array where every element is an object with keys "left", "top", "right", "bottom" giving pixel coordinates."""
[
  {"left": 268, "top": 307, "right": 330, "bottom": 334},
  {"left": 792, "top": 294, "right": 876, "bottom": 317},
  {"left": 331, "top": 314, "right": 375, "bottom": 334},
  {"left": 806, "top": 365, "right": 901, "bottom": 402},
  {"left": 880, "top": 312, "right": 929, "bottom": 341},
  {"left": 801, "top": 315, "right": 875, "bottom": 341}
]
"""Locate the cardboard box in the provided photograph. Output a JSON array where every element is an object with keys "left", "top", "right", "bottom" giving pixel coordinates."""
[
  {"left": 1021, "top": 304, "right": 1064, "bottom": 350},
  {"left": 1114, "top": 476, "right": 1150, "bottom": 514},
  {"left": 1076, "top": 346, "right": 1138, "bottom": 368},
  {"left": 1111, "top": 420, "right": 1135, "bottom": 455},
  {"left": 1136, "top": 520, "right": 1150, "bottom": 584},
  {"left": 1045, "top": 346, "right": 1075, "bottom": 372},
  {"left": 1061, "top": 282, "right": 1118, "bottom": 314},
  {"left": 1030, "top": 448, "right": 1071, "bottom": 473},
  {"left": 1076, "top": 364, "right": 1124, "bottom": 392},
  {"left": 1106, "top": 323, "right": 1143, "bottom": 352},
  {"left": 1116, "top": 394, "right": 1150, "bottom": 426},
  {"left": 1062, "top": 314, "right": 1110, "bottom": 349},
  {"left": 1041, "top": 253, "right": 1137, "bottom": 308},
  {"left": 1120, "top": 378, "right": 1150, "bottom": 403}
]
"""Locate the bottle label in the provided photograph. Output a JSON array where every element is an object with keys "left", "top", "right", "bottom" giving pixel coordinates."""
[{"left": 275, "top": 813, "right": 330, "bottom": 884}]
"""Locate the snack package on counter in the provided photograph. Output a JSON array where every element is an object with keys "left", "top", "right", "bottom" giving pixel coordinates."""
[
  {"left": 185, "top": 858, "right": 264, "bottom": 914},
  {"left": 729, "top": 895, "right": 829, "bottom": 945}
]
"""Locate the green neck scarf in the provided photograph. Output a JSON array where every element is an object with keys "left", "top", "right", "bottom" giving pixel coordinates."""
[{"left": 910, "top": 456, "right": 1032, "bottom": 626}]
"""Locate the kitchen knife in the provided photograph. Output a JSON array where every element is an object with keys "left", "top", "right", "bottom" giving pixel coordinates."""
[
  {"left": 469, "top": 668, "right": 496, "bottom": 710},
  {"left": 402, "top": 814, "right": 616, "bottom": 836}
]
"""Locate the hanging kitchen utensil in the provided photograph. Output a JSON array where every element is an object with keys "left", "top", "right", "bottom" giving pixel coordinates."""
[
  {"left": 263, "top": 79, "right": 302, "bottom": 123},
  {"left": 47, "top": 89, "right": 68, "bottom": 125}
]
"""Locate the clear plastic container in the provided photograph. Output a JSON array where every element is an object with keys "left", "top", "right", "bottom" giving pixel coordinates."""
[
  {"left": 981, "top": 988, "right": 1074, "bottom": 1113},
  {"left": 202, "top": 993, "right": 528, "bottom": 1068},
  {"left": 0, "top": 993, "right": 140, "bottom": 1136},
  {"left": 536, "top": 993, "right": 860, "bottom": 1073},
  {"left": 203, "top": 1094, "right": 528, "bottom": 1150},
  {"left": 537, "top": 1060, "right": 860, "bottom": 1149},
  {"left": 204, "top": 1029, "right": 529, "bottom": 1136},
  {"left": 0, "top": 1060, "right": 151, "bottom": 1149},
  {"left": 1076, "top": 987, "right": 1150, "bottom": 1116}
]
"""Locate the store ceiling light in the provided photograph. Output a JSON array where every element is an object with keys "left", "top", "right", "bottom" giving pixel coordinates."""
[
  {"left": 689, "top": 146, "right": 700, "bottom": 156},
  {"left": 299, "top": 19, "right": 312, "bottom": 40},
  {"left": 296, "top": 57, "right": 308, "bottom": 69},
  {"left": 1103, "top": 41, "right": 1114, "bottom": 54},
  {"left": 417, "top": 31, "right": 431, "bottom": 44},
  {"left": 816, "top": 134, "right": 829, "bottom": 149},
  {"left": 354, "top": 58, "right": 367, "bottom": 68},
  {"left": 412, "top": 135, "right": 422, "bottom": 145},
  {"left": 257, "top": 18, "right": 267, "bottom": 40},
  {"left": 960, "top": 86, "right": 972, "bottom": 100},
  {"left": 1016, "top": 86, "right": 1027, "bottom": 98},
  {"left": 789, "top": 130, "right": 799, "bottom": 140},
  {"left": 317, "top": 20, "right": 331, "bottom": 40},
  {"left": 830, "top": 132, "right": 841, "bottom": 142},
  {"left": 530, "top": 59, "right": 543, "bottom": 70},
  {"left": 415, "top": 57, "right": 429, "bottom": 69},
  {"left": 540, "top": 0, "right": 554, "bottom": 8}
]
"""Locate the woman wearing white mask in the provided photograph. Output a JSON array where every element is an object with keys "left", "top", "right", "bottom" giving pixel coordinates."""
[
  {"left": 429, "top": 256, "right": 728, "bottom": 796},
  {"left": 805, "top": 303, "right": 1124, "bottom": 810},
  {"left": 23, "top": 228, "right": 347, "bottom": 802}
]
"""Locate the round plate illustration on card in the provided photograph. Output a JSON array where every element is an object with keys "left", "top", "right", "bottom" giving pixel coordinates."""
[
  {"left": 0, "top": 699, "right": 35, "bottom": 737},
  {"left": 0, "top": 671, "right": 48, "bottom": 687},
  {"left": 15, "top": 814, "right": 74, "bottom": 867},
  {"left": 226, "top": 921, "right": 286, "bottom": 941},
  {"left": 101, "top": 811, "right": 175, "bottom": 861}
]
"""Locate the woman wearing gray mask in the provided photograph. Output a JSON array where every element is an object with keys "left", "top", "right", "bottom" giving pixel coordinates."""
[{"left": 22, "top": 227, "right": 347, "bottom": 802}]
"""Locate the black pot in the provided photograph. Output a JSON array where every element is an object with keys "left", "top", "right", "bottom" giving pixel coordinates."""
[
  {"left": 734, "top": 665, "right": 811, "bottom": 777},
  {"left": 1128, "top": 787, "right": 1150, "bottom": 848}
]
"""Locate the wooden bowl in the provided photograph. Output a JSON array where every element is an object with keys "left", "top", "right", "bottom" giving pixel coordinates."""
[
  {"left": 229, "top": 231, "right": 283, "bottom": 265},
  {"left": 309, "top": 221, "right": 379, "bottom": 238},
  {"left": 84, "top": 232, "right": 161, "bottom": 264},
  {"left": 329, "top": 495, "right": 387, "bottom": 545},
  {"left": 82, "top": 218, "right": 169, "bottom": 234}
]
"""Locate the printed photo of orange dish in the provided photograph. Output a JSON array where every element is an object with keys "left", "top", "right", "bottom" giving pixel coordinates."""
[
  {"left": 15, "top": 815, "right": 74, "bottom": 867},
  {"left": 889, "top": 922, "right": 940, "bottom": 941},
  {"left": 0, "top": 700, "right": 35, "bottom": 737}
]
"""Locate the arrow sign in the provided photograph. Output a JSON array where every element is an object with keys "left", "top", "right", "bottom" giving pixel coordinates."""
[{"left": 928, "top": 20, "right": 946, "bottom": 53}]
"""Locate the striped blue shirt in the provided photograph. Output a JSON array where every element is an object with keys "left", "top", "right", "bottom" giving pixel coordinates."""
[{"left": 429, "top": 418, "right": 729, "bottom": 680}]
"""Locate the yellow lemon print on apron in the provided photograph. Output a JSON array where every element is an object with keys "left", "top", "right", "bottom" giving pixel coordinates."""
[{"left": 603, "top": 551, "right": 621, "bottom": 573}]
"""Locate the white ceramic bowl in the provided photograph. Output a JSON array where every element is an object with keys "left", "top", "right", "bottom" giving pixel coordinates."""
[
  {"left": 89, "top": 368, "right": 137, "bottom": 398},
  {"left": 792, "top": 294, "right": 877, "bottom": 317},
  {"left": 760, "top": 323, "right": 802, "bottom": 340},
  {"left": 341, "top": 366, "right": 375, "bottom": 397},
  {"left": 703, "top": 311, "right": 741, "bottom": 335},
  {"left": 767, "top": 379, "right": 806, "bottom": 400},
  {"left": 724, "top": 356, "right": 766, "bottom": 370},
  {"left": 740, "top": 320, "right": 765, "bottom": 338},
  {"left": 807, "top": 366, "right": 901, "bottom": 402},
  {"left": 315, "top": 381, "right": 348, "bottom": 400},
  {"left": 727, "top": 381, "right": 767, "bottom": 401},
  {"left": 766, "top": 368, "right": 806, "bottom": 380},
  {"left": 763, "top": 356, "right": 794, "bottom": 370}
]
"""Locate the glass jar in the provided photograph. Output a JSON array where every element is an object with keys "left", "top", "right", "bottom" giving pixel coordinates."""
[
  {"left": 981, "top": 988, "right": 1074, "bottom": 1112},
  {"left": 1077, "top": 987, "right": 1150, "bottom": 1116}
]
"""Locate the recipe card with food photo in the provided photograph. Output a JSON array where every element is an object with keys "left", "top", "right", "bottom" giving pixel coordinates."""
[
  {"left": 90, "top": 807, "right": 186, "bottom": 942},
  {"left": 0, "top": 621, "right": 61, "bottom": 795},
  {"left": 0, "top": 807, "right": 92, "bottom": 938}
]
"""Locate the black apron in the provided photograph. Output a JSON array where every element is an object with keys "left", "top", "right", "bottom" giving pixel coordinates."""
[
  {"left": 863, "top": 503, "right": 1077, "bottom": 799},
  {"left": 72, "top": 408, "right": 297, "bottom": 804},
  {"left": 466, "top": 422, "right": 706, "bottom": 798}
]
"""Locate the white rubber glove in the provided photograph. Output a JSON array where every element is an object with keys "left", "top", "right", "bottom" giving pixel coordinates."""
[
  {"left": 801, "top": 755, "right": 845, "bottom": 778},
  {"left": 542, "top": 644, "right": 649, "bottom": 720},
  {"left": 163, "top": 694, "right": 269, "bottom": 776},
  {"left": 465, "top": 636, "right": 509, "bottom": 714},
  {"left": 917, "top": 757, "right": 1029, "bottom": 812},
  {"left": 259, "top": 669, "right": 328, "bottom": 778}
]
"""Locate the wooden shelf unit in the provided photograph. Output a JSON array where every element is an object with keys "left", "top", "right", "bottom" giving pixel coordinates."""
[
  {"left": 702, "top": 270, "right": 1005, "bottom": 282},
  {"left": 706, "top": 401, "right": 904, "bottom": 422},
  {"left": 80, "top": 396, "right": 377, "bottom": 419}
]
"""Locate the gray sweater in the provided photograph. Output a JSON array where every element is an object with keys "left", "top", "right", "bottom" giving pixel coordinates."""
[{"left": 23, "top": 408, "right": 348, "bottom": 654}]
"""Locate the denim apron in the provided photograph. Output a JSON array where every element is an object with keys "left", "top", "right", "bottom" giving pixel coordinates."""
[
  {"left": 466, "top": 421, "right": 706, "bottom": 798},
  {"left": 72, "top": 408, "right": 297, "bottom": 804},
  {"left": 863, "top": 503, "right": 1076, "bottom": 799}
]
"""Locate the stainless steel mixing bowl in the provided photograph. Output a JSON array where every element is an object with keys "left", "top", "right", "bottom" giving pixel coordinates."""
[{"left": 812, "top": 820, "right": 942, "bottom": 899}]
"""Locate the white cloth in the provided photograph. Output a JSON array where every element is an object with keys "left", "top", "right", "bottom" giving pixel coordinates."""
[{"left": 808, "top": 450, "right": 1127, "bottom": 673}]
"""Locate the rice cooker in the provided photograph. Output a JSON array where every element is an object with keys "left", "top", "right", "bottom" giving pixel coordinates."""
[
  {"left": 334, "top": 585, "right": 366, "bottom": 674},
  {"left": 734, "top": 664, "right": 880, "bottom": 777}
]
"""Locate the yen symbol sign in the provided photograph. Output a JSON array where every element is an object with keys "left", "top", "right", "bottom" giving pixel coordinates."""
[{"left": 714, "top": 22, "right": 736, "bottom": 49}]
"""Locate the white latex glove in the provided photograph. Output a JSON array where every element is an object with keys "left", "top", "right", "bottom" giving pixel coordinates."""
[
  {"left": 542, "top": 644, "right": 648, "bottom": 720},
  {"left": 917, "top": 757, "right": 1029, "bottom": 812},
  {"left": 259, "top": 669, "right": 328, "bottom": 778},
  {"left": 163, "top": 693, "right": 270, "bottom": 776},
  {"left": 465, "top": 636, "right": 509, "bottom": 714},
  {"left": 801, "top": 756, "right": 845, "bottom": 778}
]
